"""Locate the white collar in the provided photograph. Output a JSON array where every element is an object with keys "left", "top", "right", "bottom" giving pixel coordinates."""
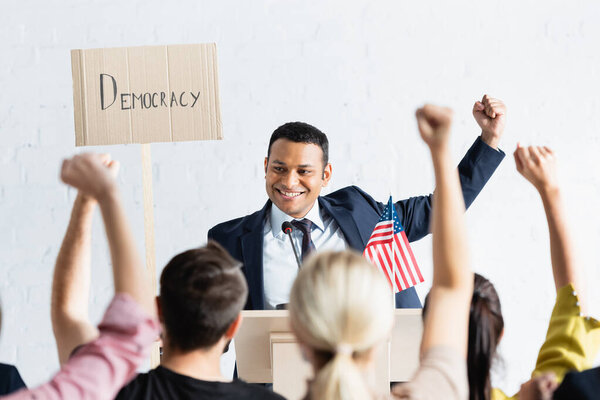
[{"left": 269, "top": 201, "right": 325, "bottom": 238}]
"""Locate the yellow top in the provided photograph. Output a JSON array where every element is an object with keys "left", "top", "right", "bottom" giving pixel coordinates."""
[{"left": 492, "top": 284, "right": 600, "bottom": 400}]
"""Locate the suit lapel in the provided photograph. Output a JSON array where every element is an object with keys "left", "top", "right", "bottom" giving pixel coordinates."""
[
  {"left": 319, "top": 197, "right": 369, "bottom": 251},
  {"left": 240, "top": 201, "right": 270, "bottom": 310}
]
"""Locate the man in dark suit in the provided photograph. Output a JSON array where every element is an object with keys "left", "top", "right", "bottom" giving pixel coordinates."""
[{"left": 209, "top": 95, "right": 507, "bottom": 310}]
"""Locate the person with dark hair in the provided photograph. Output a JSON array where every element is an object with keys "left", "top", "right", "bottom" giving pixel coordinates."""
[
  {"left": 50, "top": 161, "right": 284, "bottom": 400},
  {"left": 467, "top": 273, "right": 505, "bottom": 400},
  {"left": 424, "top": 145, "right": 600, "bottom": 400},
  {"left": 155, "top": 243, "right": 247, "bottom": 352},
  {"left": 423, "top": 272, "right": 504, "bottom": 400},
  {"left": 209, "top": 95, "right": 507, "bottom": 311},
  {"left": 2, "top": 153, "right": 159, "bottom": 399}
]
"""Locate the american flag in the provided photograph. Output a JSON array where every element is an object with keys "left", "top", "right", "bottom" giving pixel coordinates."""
[{"left": 363, "top": 196, "right": 424, "bottom": 293}]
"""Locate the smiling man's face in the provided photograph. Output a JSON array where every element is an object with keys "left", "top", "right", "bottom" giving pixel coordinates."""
[{"left": 265, "top": 139, "right": 332, "bottom": 219}]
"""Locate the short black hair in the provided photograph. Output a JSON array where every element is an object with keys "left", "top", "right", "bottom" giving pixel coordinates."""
[
  {"left": 267, "top": 122, "right": 329, "bottom": 167},
  {"left": 159, "top": 241, "right": 248, "bottom": 352}
]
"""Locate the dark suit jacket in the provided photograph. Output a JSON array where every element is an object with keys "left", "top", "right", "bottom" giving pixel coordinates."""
[{"left": 209, "top": 137, "right": 504, "bottom": 310}]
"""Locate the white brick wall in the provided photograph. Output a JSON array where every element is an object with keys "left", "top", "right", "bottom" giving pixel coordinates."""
[{"left": 1, "top": 0, "right": 600, "bottom": 395}]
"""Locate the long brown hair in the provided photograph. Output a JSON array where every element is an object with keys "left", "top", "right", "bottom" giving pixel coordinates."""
[{"left": 424, "top": 273, "right": 504, "bottom": 400}]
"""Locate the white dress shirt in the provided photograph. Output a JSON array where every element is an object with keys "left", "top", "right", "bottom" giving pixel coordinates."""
[{"left": 262, "top": 201, "right": 347, "bottom": 310}]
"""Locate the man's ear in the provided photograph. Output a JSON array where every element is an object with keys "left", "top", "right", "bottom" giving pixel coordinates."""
[
  {"left": 322, "top": 163, "right": 332, "bottom": 186},
  {"left": 156, "top": 296, "right": 164, "bottom": 323},
  {"left": 264, "top": 157, "right": 268, "bottom": 176},
  {"left": 224, "top": 313, "right": 243, "bottom": 339}
]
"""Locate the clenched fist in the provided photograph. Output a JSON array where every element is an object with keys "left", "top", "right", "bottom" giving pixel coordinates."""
[
  {"left": 416, "top": 104, "right": 453, "bottom": 152},
  {"left": 473, "top": 94, "right": 506, "bottom": 149},
  {"left": 514, "top": 144, "right": 558, "bottom": 194},
  {"left": 61, "top": 153, "right": 120, "bottom": 202},
  {"left": 518, "top": 374, "right": 558, "bottom": 400}
]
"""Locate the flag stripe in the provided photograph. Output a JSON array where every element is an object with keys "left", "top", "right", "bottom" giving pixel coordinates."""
[
  {"left": 380, "top": 244, "right": 400, "bottom": 292},
  {"left": 381, "top": 243, "right": 402, "bottom": 291},
  {"left": 394, "top": 235, "right": 416, "bottom": 286},
  {"left": 397, "top": 234, "right": 420, "bottom": 286},
  {"left": 398, "top": 233, "right": 420, "bottom": 284},
  {"left": 386, "top": 242, "right": 405, "bottom": 291},
  {"left": 371, "top": 246, "right": 393, "bottom": 290},
  {"left": 379, "top": 247, "right": 398, "bottom": 292},
  {"left": 366, "top": 236, "right": 394, "bottom": 246},
  {"left": 369, "top": 231, "right": 393, "bottom": 239},
  {"left": 366, "top": 246, "right": 390, "bottom": 289},
  {"left": 401, "top": 232, "right": 424, "bottom": 282},
  {"left": 388, "top": 242, "right": 409, "bottom": 289}
]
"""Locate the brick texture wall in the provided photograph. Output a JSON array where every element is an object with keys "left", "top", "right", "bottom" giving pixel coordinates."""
[{"left": 1, "top": 0, "right": 600, "bottom": 395}]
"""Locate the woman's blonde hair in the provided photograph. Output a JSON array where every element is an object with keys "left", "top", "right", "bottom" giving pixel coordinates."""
[{"left": 289, "top": 250, "right": 394, "bottom": 400}]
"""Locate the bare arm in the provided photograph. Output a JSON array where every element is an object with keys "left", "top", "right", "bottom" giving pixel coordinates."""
[
  {"left": 97, "top": 190, "right": 154, "bottom": 314},
  {"left": 514, "top": 146, "right": 582, "bottom": 308},
  {"left": 60, "top": 154, "right": 155, "bottom": 316},
  {"left": 416, "top": 105, "right": 472, "bottom": 357},
  {"left": 541, "top": 189, "right": 578, "bottom": 293},
  {"left": 51, "top": 194, "right": 99, "bottom": 365}
]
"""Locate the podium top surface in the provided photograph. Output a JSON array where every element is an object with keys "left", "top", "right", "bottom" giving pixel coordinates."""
[{"left": 236, "top": 309, "right": 423, "bottom": 383}]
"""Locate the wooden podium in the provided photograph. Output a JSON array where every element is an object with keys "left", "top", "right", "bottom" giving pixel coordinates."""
[{"left": 235, "top": 309, "right": 423, "bottom": 400}]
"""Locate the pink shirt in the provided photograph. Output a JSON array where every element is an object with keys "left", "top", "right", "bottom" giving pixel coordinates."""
[{"left": 2, "top": 294, "right": 159, "bottom": 400}]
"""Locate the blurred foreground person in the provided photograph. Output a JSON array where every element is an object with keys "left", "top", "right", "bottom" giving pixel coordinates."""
[{"left": 1, "top": 153, "right": 159, "bottom": 399}]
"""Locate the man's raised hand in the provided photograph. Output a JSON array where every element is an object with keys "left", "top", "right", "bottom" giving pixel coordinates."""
[
  {"left": 61, "top": 153, "right": 120, "bottom": 202},
  {"left": 473, "top": 94, "right": 506, "bottom": 149},
  {"left": 514, "top": 144, "right": 558, "bottom": 194},
  {"left": 416, "top": 104, "right": 453, "bottom": 152}
]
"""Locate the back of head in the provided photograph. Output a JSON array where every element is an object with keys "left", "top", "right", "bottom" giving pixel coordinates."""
[
  {"left": 268, "top": 122, "right": 329, "bottom": 166},
  {"left": 468, "top": 273, "right": 504, "bottom": 400},
  {"left": 424, "top": 273, "right": 504, "bottom": 400},
  {"left": 159, "top": 241, "right": 248, "bottom": 352},
  {"left": 289, "top": 250, "right": 393, "bottom": 400}
]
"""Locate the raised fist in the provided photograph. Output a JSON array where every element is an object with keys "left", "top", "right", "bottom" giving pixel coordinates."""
[
  {"left": 61, "top": 153, "right": 120, "bottom": 201},
  {"left": 473, "top": 95, "right": 506, "bottom": 149},
  {"left": 514, "top": 144, "right": 558, "bottom": 193},
  {"left": 416, "top": 104, "right": 453, "bottom": 151},
  {"left": 518, "top": 373, "right": 558, "bottom": 400}
]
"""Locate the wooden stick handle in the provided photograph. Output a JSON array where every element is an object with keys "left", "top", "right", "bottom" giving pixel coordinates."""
[{"left": 141, "top": 143, "right": 160, "bottom": 367}]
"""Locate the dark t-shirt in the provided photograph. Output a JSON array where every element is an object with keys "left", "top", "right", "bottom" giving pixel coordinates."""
[
  {"left": 115, "top": 366, "right": 286, "bottom": 400},
  {"left": 553, "top": 366, "right": 600, "bottom": 400},
  {"left": 0, "top": 363, "right": 27, "bottom": 395}
]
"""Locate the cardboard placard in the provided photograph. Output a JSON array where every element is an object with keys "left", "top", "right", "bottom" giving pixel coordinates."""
[{"left": 71, "top": 44, "right": 222, "bottom": 146}]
